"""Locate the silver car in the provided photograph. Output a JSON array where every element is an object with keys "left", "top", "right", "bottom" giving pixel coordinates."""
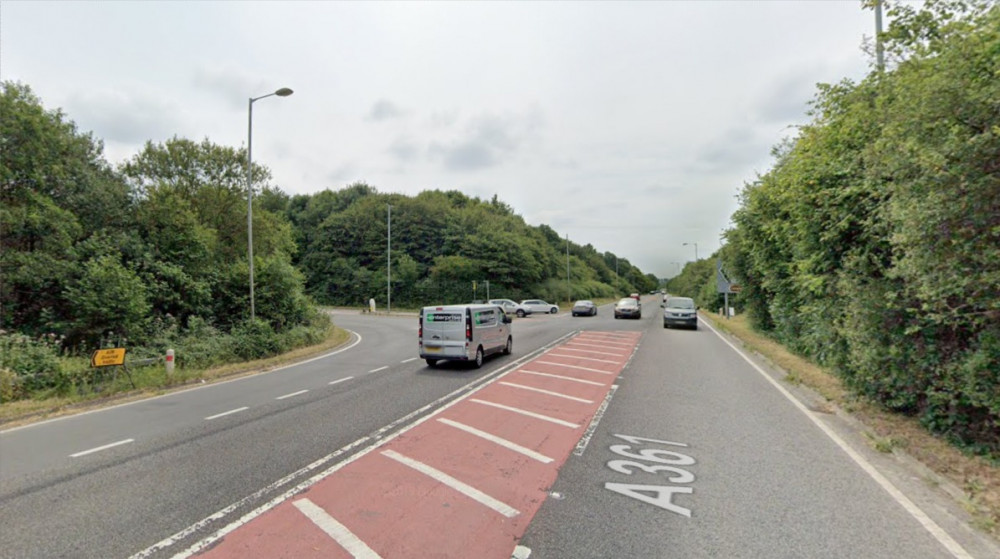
[
  {"left": 571, "top": 300, "right": 597, "bottom": 317},
  {"left": 488, "top": 298, "right": 526, "bottom": 317},
  {"left": 520, "top": 299, "right": 559, "bottom": 315},
  {"left": 663, "top": 296, "right": 698, "bottom": 329}
]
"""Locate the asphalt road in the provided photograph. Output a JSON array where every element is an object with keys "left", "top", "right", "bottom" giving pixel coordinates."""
[{"left": 0, "top": 299, "right": 996, "bottom": 558}]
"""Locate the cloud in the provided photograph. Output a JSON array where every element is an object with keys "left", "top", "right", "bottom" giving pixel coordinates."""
[
  {"left": 65, "top": 88, "right": 180, "bottom": 145},
  {"left": 367, "top": 99, "right": 405, "bottom": 122},
  {"left": 428, "top": 110, "right": 543, "bottom": 172},
  {"left": 387, "top": 136, "right": 419, "bottom": 162}
]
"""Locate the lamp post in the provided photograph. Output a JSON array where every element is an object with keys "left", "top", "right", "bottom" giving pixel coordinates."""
[
  {"left": 247, "top": 87, "right": 293, "bottom": 321},
  {"left": 683, "top": 242, "right": 698, "bottom": 261}
]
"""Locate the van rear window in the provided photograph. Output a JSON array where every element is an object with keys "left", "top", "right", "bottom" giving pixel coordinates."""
[{"left": 426, "top": 313, "right": 463, "bottom": 322}]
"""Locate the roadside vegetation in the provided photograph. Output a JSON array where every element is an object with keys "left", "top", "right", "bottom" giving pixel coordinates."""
[
  {"left": 0, "top": 80, "right": 655, "bottom": 411},
  {"left": 670, "top": 0, "right": 999, "bottom": 462}
]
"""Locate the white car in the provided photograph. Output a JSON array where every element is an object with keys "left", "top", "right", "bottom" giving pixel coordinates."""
[
  {"left": 488, "top": 298, "right": 527, "bottom": 317},
  {"left": 519, "top": 299, "right": 559, "bottom": 315}
]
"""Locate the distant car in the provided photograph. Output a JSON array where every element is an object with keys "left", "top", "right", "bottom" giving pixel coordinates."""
[
  {"left": 663, "top": 296, "right": 698, "bottom": 329},
  {"left": 520, "top": 299, "right": 559, "bottom": 315},
  {"left": 571, "top": 300, "right": 597, "bottom": 317},
  {"left": 488, "top": 298, "right": 526, "bottom": 317},
  {"left": 614, "top": 297, "right": 641, "bottom": 319}
]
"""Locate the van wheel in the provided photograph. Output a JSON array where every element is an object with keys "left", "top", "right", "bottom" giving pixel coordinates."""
[
  {"left": 426, "top": 358, "right": 438, "bottom": 367},
  {"left": 516, "top": 309, "right": 525, "bottom": 318},
  {"left": 473, "top": 347, "right": 484, "bottom": 368},
  {"left": 503, "top": 337, "right": 512, "bottom": 355}
]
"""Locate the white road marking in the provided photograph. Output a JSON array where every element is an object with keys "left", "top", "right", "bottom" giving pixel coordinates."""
[
  {"left": 499, "top": 382, "right": 593, "bottom": 403},
  {"left": 575, "top": 336, "right": 633, "bottom": 346},
  {"left": 702, "top": 318, "right": 974, "bottom": 559},
  {"left": 381, "top": 449, "right": 520, "bottom": 518},
  {"left": 575, "top": 385, "right": 619, "bottom": 457},
  {"left": 512, "top": 545, "right": 532, "bottom": 558},
  {"left": 329, "top": 377, "right": 354, "bottom": 385},
  {"left": 400, "top": 358, "right": 418, "bottom": 363},
  {"left": 519, "top": 370, "right": 604, "bottom": 386},
  {"left": 470, "top": 398, "right": 580, "bottom": 428},
  {"left": 558, "top": 346, "right": 625, "bottom": 357},
  {"left": 564, "top": 341, "right": 624, "bottom": 351},
  {"left": 276, "top": 390, "right": 309, "bottom": 400},
  {"left": 536, "top": 361, "right": 613, "bottom": 375},
  {"left": 293, "top": 498, "right": 383, "bottom": 559},
  {"left": 438, "top": 418, "right": 553, "bottom": 463},
  {"left": 70, "top": 438, "right": 134, "bottom": 458},
  {"left": 134, "top": 331, "right": 577, "bottom": 559},
  {"left": 546, "top": 353, "right": 620, "bottom": 364},
  {"left": 368, "top": 366, "right": 389, "bottom": 373},
  {"left": 205, "top": 407, "right": 249, "bottom": 421}
]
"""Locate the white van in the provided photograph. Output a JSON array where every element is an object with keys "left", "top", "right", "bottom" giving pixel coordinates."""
[{"left": 419, "top": 304, "right": 512, "bottom": 368}]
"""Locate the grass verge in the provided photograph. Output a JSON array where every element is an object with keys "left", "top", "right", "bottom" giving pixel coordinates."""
[
  {"left": 0, "top": 326, "right": 352, "bottom": 429},
  {"left": 702, "top": 312, "right": 999, "bottom": 540}
]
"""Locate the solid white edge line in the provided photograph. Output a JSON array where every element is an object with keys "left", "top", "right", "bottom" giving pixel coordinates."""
[
  {"left": 368, "top": 366, "right": 389, "bottom": 373},
  {"left": 499, "top": 381, "right": 593, "bottom": 403},
  {"left": 276, "top": 389, "right": 309, "bottom": 400},
  {"left": 470, "top": 399, "right": 580, "bottom": 428},
  {"left": 381, "top": 449, "right": 520, "bottom": 518},
  {"left": 140, "top": 331, "right": 577, "bottom": 559},
  {"left": 205, "top": 407, "right": 249, "bottom": 421},
  {"left": 519, "top": 370, "right": 604, "bottom": 386},
  {"left": 69, "top": 438, "right": 134, "bottom": 458},
  {"left": 437, "top": 418, "right": 553, "bottom": 463},
  {"left": 2, "top": 331, "right": 365, "bottom": 435},
  {"left": 701, "top": 318, "right": 973, "bottom": 559},
  {"left": 329, "top": 377, "right": 354, "bottom": 385},
  {"left": 293, "top": 499, "right": 383, "bottom": 559}
]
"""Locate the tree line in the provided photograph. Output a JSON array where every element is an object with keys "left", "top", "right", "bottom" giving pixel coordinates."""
[
  {"left": 0, "top": 80, "right": 655, "bottom": 398},
  {"left": 671, "top": 0, "right": 998, "bottom": 456}
]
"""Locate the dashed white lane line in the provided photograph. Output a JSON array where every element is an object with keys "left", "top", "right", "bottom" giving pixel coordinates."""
[
  {"left": 368, "top": 366, "right": 389, "bottom": 373},
  {"left": 470, "top": 399, "right": 580, "bottom": 428},
  {"left": 329, "top": 377, "right": 354, "bottom": 386},
  {"left": 205, "top": 407, "right": 249, "bottom": 421},
  {"left": 499, "top": 382, "right": 593, "bottom": 403},
  {"left": 400, "top": 358, "right": 418, "bottom": 363},
  {"left": 437, "top": 418, "right": 554, "bottom": 464},
  {"left": 70, "top": 438, "right": 134, "bottom": 458},
  {"left": 276, "top": 390, "right": 309, "bottom": 400},
  {"left": 381, "top": 449, "right": 520, "bottom": 518},
  {"left": 535, "top": 361, "right": 613, "bottom": 375},
  {"left": 293, "top": 498, "right": 383, "bottom": 559},
  {"left": 519, "top": 370, "right": 604, "bottom": 386}
]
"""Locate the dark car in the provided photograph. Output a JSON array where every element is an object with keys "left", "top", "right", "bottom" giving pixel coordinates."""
[
  {"left": 663, "top": 296, "right": 698, "bottom": 329},
  {"left": 614, "top": 297, "right": 641, "bottom": 319},
  {"left": 571, "top": 300, "right": 597, "bottom": 316}
]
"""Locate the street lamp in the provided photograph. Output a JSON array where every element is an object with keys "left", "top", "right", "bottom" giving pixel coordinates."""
[
  {"left": 247, "top": 87, "right": 293, "bottom": 321},
  {"left": 683, "top": 242, "right": 698, "bottom": 261}
]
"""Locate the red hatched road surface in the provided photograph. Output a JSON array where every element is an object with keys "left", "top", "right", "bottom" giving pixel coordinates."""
[{"left": 194, "top": 330, "right": 641, "bottom": 559}]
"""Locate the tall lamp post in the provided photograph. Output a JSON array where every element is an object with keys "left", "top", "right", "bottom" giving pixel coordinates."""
[
  {"left": 247, "top": 87, "right": 293, "bottom": 320},
  {"left": 683, "top": 242, "right": 698, "bottom": 261}
]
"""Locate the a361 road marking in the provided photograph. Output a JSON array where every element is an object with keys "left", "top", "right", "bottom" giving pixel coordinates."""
[{"left": 603, "top": 433, "right": 696, "bottom": 517}]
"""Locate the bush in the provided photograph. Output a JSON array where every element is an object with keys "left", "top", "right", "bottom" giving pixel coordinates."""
[{"left": 0, "top": 333, "right": 67, "bottom": 397}]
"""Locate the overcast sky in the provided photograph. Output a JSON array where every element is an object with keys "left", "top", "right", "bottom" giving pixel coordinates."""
[{"left": 1, "top": 1, "right": 883, "bottom": 278}]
